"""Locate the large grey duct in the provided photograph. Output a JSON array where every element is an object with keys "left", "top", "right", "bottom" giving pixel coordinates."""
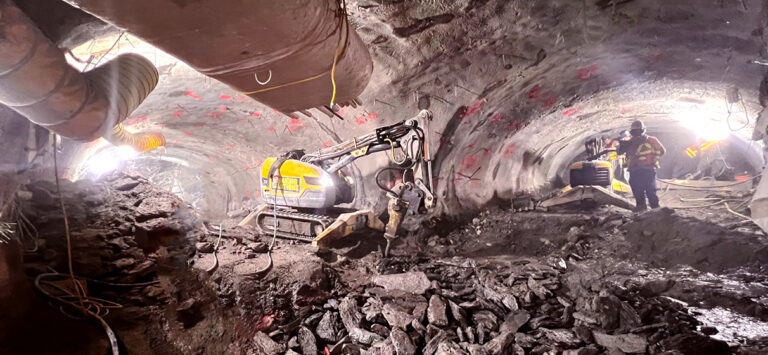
[{"left": 0, "top": 0, "right": 164, "bottom": 151}]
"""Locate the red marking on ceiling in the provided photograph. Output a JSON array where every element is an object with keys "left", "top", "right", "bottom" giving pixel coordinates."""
[
  {"left": 480, "top": 147, "right": 490, "bottom": 155},
  {"left": 563, "top": 107, "right": 581, "bottom": 116},
  {"left": 461, "top": 154, "right": 478, "bottom": 169},
  {"left": 208, "top": 112, "right": 222, "bottom": 118},
  {"left": 272, "top": 109, "right": 280, "bottom": 115},
  {"left": 219, "top": 106, "right": 227, "bottom": 112},
  {"left": 244, "top": 165, "right": 250, "bottom": 169},
  {"left": 228, "top": 143, "right": 235, "bottom": 148},
  {"left": 355, "top": 116, "right": 366, "bottom": 125},
  {"left": 185, "top": 90, "right": 202, "bottom": 100},
  {"left": 576, "top": 64, "right": 599, "bottom": 80},
  {"left": 463, "top": 99, "right": 486, "bottom": 118},
  {"left": 235, "top": 96, "right": 249, "bottom": 102},
  {"left": 251, "top": 112, "right": 261, "bottom": 118},
  {"left": 466, "top": 143, "right": 475, "bottom": 149},
  {"left": 527, "top": 85, "right": 541, "bottom": 99},
  {"left": 219, "top": 94, "right": 232, "bottom": 100},
  {"left": 267, "top": 127, "right": 275, "bottom": 132},
  {"left": 123, "top": 116, "right": 148, "bottom": 126},
  {"left": 183, "top": 132, "right": 194, "bottom": 136},
  {"left": 490, "top": 113, "right": 503, "bottom": 122},
  {"left": 367, "top": 112, "right": 379, "bottom": 121},
  {"left": 245, "top": 191, "right": 251, "bottom": 197},
  {"left": 503, "top": 143, "right": 517, "bottom": 158},
  {"left": 541, "top": 97, "right": 557, "bottom": 109},
  {"left": 337, "top": 108, "right": 344, "bottom": 116},
  {"left": 323, "top": 141, "right": 333, "bottom": 148},
  {"left": 173, "top": 111, "right": 184, "bottom": 117}
]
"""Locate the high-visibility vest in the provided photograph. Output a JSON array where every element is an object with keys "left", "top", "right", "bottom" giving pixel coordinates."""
[{"left": 633, "top": 137, "right": 662, "bottom": 168}]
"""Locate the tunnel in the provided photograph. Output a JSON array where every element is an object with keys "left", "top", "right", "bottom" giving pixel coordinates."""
[{"left": 2, "top": 0, "right": 768, "bottom": 354}]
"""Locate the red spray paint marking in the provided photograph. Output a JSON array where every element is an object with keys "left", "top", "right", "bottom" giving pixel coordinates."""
[
  {"left": 466, "top": 143, "right": 475, "bottom": 149},
  {"left": 123, "top": 116, "right": 147, "bottom": 126},
  {"left": 267, "top": 127, "right": 275, "bottom": 132},
  {"left": 480, "top": 147, "right": 490, "bottom": 156},
  {"left": 235, "top": 96, "right": 249, "bottom": 102},
  {"left": 185, "top": 90, "right": 202, "bottom": 100},
  {"left": 527, "top": 85, "right": 541, "bottom": 99},
  {"left": 219, "top": 106, "right": 227, "bottom": 112},
  {"left": 337, "top": 108, "right": 344, "bottom": 116},
  {"left": 563, "top": 107, "right": 581, "bottom": 116},
  {"left": 576, "top": 64, "right": 599, "bottom": 80},
  {"left": 490, "top": 113, "right": 503, "bottom": 122},
  {"left": 245, "top": 191, "right": 251, "bottom": 197},
  {"left": 183, "top": 131, "right": 194, "bottom": 136},
  {"left": 323, "top": 141, "right": 333, "bottom": 148},
  {"left": 463, "top": 99, "right": 486, "bottom": 118},
  {"left": 219, "top": 94, "right": 232, "bottom": 100},
  {"left": 208, "top": 112, "right": 222, "bottom": 118},
  {"left": 251, "top": 112, "right": 261, "bottom": 118},
  {"left": 272, "top": 109, "right": 280, "bottom": 115},
  {"left": 461, "top": 155, "right": 478, "bottom": 169},
  {"left": 367, "top": 112, "right": 379, "bottom": 121},
  {"left": 503, "top": 143, "right": 517, "bottom": 158},
  {"left": 288, "top": 118, "right": 305, "bottom": 132},
  {"left": 355, "top": 116, "right": 366, "bottom": 125},
  {"left": 324, "top": 347, "right": 331, "bottom": 355},
  {"left": 619, "top": 108, "right": 629, "bottom": 115},
  {"left": 243, "top": 165, "right": 250, "bottom": 170},
  {"left": 541, "top": 97, "right": 557, "bottom": 109},
  {"left": 228, "top": 143, "right": 235, "bottom": 148},
  {"left": 173, "top": 111, "right": 185, "bottom": 118}
]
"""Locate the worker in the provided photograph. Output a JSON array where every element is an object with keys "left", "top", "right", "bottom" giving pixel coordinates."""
[{"left": 617, "top": 120, "right": 666, "bottom": 211}]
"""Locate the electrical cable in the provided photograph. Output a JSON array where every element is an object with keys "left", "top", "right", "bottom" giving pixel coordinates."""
[
  {"left": 205, "top": 224, "right": 223, "bottom": 274},
  {"left": 385, "top": 138, "right": 407, "bottom": 164},
  {"left": 237, "top": 0, "right": 351, "bottom": 98},
  {"left": 657, "top": 173, "right": 761, "bottom": 189},
  {"left": 50, "top": 136, "right": 120, "bottom": 355}
]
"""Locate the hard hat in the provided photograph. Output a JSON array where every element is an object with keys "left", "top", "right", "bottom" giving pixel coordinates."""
[
  {"left": 631, "top": 120, "right": 645, "bottom": 130},
  {"left": 619, "top": 130, "right": 630, "bottom": 139}
]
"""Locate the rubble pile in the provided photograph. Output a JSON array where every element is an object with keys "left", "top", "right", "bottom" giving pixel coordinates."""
[
  {"left": 19, "top": 173, "right": 196, "bottom": 286},
  {"left": 250, "top": 254, "right": 738, "bottom": 355},
  {"left": 13, "top": 177, "right": 768, "bottom": 354}
]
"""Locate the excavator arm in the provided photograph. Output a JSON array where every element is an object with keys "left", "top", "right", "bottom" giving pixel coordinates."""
[{"left": 248, "top": 110, "right": 435, "bottom": 251}]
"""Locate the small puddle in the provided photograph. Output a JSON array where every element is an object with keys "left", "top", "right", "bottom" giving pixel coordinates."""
[{"left": 690, "top": 306, "right": 768, "bottom": 343}]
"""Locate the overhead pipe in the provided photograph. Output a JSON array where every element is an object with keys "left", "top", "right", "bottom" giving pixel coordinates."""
[
  {"left": 0, "top": 0, "right": 164, "bottom": 151},
  {"left": 64, "top": 0, "right": 373, "bottom": 114}
]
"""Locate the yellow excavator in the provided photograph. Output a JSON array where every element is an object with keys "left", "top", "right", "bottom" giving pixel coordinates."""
[
  {"left": 240, "top": 110, "right": 435, "bottom": 253},
  {"left": 539, "top": 136, "right": 635, "bottom": 210}
]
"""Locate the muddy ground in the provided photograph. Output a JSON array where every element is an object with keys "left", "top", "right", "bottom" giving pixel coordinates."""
[{"left": 2, "top": 174, "right": 768, "bottom": 355}]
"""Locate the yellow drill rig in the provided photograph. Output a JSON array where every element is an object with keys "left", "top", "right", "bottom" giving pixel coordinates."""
[{"left": 241, "top": 110, "right": 435, "bottom": 253}]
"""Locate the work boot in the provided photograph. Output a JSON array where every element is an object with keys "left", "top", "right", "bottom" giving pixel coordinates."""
[{"left": 633, "top": 205, "right": 648, "bottom": 213}]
